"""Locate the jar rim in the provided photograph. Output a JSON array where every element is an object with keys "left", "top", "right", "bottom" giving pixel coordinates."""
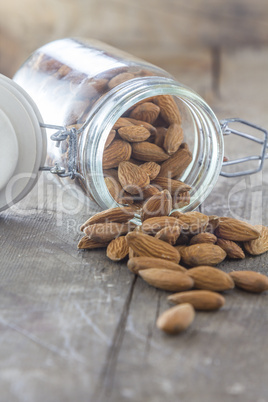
[{"left": 80, "top": 76, "right": 224, "bottom": 212}]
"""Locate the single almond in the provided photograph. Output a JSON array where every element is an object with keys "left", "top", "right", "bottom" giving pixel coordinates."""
[
  {"left": 126, "top": 232, "right": 181, "bottom": 263},
  {"left": 118, "top": 126, "right": 151, "bottom": 142},
  {"left": 104, "top": 130, "right": 116, "bottom": 149},
  {"left": 155, "top": 225, "right": 181, "bottom": 245},
  {"left": 108, "top": 72, "right": 135, "bottom": 89},
  {"left": 187, "top": 266, "right": 235, "bottom": 291},
  {"left": 168, "top": 290, "right": 225, "bottom": 311},
  {"left": 84, "top": 222, "right": 133, "bottom": 242},
  {"left": 141, "top": 216, "right": 184, "bottom": 235},
  {"left": 103, "top": 139, "right": 132, "bottom": 169},
  {"left": 141, "top": 162, "right": 161, "bottom": 180},
  {"left": 229, "top": 270, "right": 268, "bottom": 293},
  {"left": 152, "top": 176, "right": 191, "bottom": 195},
  {"left": 243, "top": 225, "right": 268, "bottom": 255},
  {"left": 127, "top": 256, "right": 187, "bottom": 274},
  {"left": 129, "top": 102, "right": 160, "bottom": 124},
  {"left": 132, "top": 142, "right": 170, "bottom": 162},
  {"left": 118, "top": 161, "right": 150, "bottom": 195},
  {"left": 153, "top": 95, "right": 182, "bottom": 125},
  {"left": 215, "top": 217, "right": 261, "bottom": 241},
  {"left": 189, "top": 233, "right": 217, "bottom": 245},
  {"left": 105, "top": 176, "right": 134, "bottom": 205},
  {"left": 139, "top": 268, "right": 194, "bottom": 292},
  {"left": 141, "top": 190, "right": 172, "bottom": 221},
  {"left": 156, "top": 303, "right": 195, "bottom": 334},
  {"left": 113, "top": 117, "right": 134, "bottom": 130},
  {"left": 80, "top": 206, "right": 135, "bottom": 231},
  {"left": 175, "top": 211, "right": 209, "bottom": 235},
  {"left": 216, "top": 238, "right": 245, "bottom": 259},
  {"left": 126, "top": 117, "right": 157, "bottom": 135},
  {"left": 77, "top": 236, "right": 109, "bottom": 249},
  {"left": 142, "top": 185, "right": 161, "bottom": 199},
  {"left": 158, "top": 146, "right": 192, "bottom": 179},
  {"left": 163, "top": 123, "right": 184, "bottom": 155},
  {"left": 106, "top": 236, "right": 129, "bottom": 261},
  {"left": 181, "top": 243, "right": 226, "bottom": 266}
]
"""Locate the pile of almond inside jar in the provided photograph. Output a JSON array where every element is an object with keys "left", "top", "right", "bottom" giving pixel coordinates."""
[{"left": 102, "top": 93, "right": 192, "bottom": 211}]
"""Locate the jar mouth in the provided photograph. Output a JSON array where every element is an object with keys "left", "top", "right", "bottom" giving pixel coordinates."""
[{"left": 80, "top": 76, "right": 223, "bottom": 213}]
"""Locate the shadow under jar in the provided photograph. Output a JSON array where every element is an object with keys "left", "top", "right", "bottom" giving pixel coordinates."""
[{"left": 13, "top": 37, "right": 223, "bottom": 214}]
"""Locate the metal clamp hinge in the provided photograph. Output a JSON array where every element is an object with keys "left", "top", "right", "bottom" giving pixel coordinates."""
[{"left": 220, "top": 118, "right": 268, "bottom": 177}]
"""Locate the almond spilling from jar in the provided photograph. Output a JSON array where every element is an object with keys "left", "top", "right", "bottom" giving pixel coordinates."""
[
  {"left": 126, "top": 232, "right": 181, "bottom": 263},
  {"left": 84, "top": 222, "right": 133, "bottom": 243},
  {"left": 156, "top": 303, "right": 195, "bottom": 335},
  {"left": 106, "top": 236, "right": 129, "bottom": 261},
  {"left": 127, "top": 256, "right": 187, "bottom": 274},
  {"left": 229, "top": 270, "right": 268, "bottom": 293},
  {"left": 168, "top": 290, "right": 225, "bottom": 311},
  {"left": 139, "top": 268, "right": 194, "bottom": 292},
  {"left": 80, "top": 206, "right": 135, "bottom": 231},
  {"left": 118, "top": 161, "right": 150, "bottom": 194},
  {"left": 215, "top": 218, "right": 261, "bottom": 241},
  {"left": 216, "top": 238, "right": 245, "bottom": 259},
  {"left": 180, "top": 244, "right": 227, "bottom": 267},
  {"left": 187, "top": 266, "right": 235, "bottom": 291},
  {"left": 141, "top": 190, "right": 172, "bottom": 221},
  {"left": 243, "top": 225, "right": 268, "bottom": 255}
]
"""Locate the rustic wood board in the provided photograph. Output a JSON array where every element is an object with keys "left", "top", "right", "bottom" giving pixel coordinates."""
[{"left": 0, "top": 46, "right": 267, "bottom": 402}]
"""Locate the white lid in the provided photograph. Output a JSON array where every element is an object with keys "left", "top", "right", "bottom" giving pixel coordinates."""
[{"left": 0, "top": 74, "right": 47, "bottom": 212}]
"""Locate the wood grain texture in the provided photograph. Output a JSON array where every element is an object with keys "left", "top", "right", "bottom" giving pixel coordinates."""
[{"left": 0, "top": 38, "right": 268, "bottom": 402}]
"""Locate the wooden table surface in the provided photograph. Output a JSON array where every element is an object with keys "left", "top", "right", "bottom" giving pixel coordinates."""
[{"left": 1, "top": 47, "right": 268, "bottom": 402}]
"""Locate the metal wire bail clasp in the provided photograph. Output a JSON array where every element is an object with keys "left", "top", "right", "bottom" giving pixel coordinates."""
[
  {"left": 220, "top": 118, "right": 268, "bottom": 177},
  {"left": 39, "top": 122, "right": 84, "bottom": 180}
]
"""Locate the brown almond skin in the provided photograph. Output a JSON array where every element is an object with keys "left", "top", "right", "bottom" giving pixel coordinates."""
[
  {"left": 155, "top": 225, "right": 181, "bottom": 245},
  {"left": 113, "top": 117, "right": 134, "bottom": 130},
  {"left": 141, "top": 162, "right": 161, "bottom": 180},
  {"left": 189, "top": 233, "right": 217, "bottom": 245},
  {"left": 84, "top": 222, "right": 132, "bottom": 243},
  {"left": 77, "top": 236, "right": 109, "bottom": 250},
  {"left": 163, "top": 123, "right": 184, "bottom": 155},
  {"left": 132, "top": 142, "right": 170, "bottom": 162},
  {"left": 244, "top": 225, "right": 268, "bottom": 255},
  {"left": 141, "top": 216, "right": 183, "bottom": 235},
  {"left": 80, "top": 206, "right": 135, "bottom": 231},
  {"left": 215, "top": 218, "right": 261, "bottom": 241},
  {"left": 118, "top": 161, "right": 150, "bottom": 195},
  {"left": 156, "top": 303, "right": 195, "bottom": 335},
  {"left": 152, "top": 177, "right": 191, "bottom": 195},
  {"left": 141, "top": 190, "right": 172, "bottom": 221},
  {"left": 180, "top": 244, "right": 227, "bottom": 266},
  {"left": 187, "top": 266, "right": 235, "bottom": 291},
  {"left": 103, "top": 140, "right": 132, "bottom": 169},
  {"left": 229, "top": 271, "right": 268, "bottom": 293},
  {"left": 153, "top": 95, "right": 182, "bottom": 125},
  {"left": 126, "top": 232, "right": 181, "bottom": 263},
  {"left": 216, "top": 238, "right": 245, "bottom": 259},
  {"left": 174, "top": 211, "right": 209, "bottom": 235},
  {"left": 139, "top": 268, "right": 194, "bottom": 292},
  {"left": 127, "top": 257, "right": 187, "bottom": 274},
  {"left": 106, "top": 236, "right": 129, "bottom": 261},
  {"left": 118, "top": 126, "right": 151, "bottom": 142},
  {"left": 168, "top": 290, "right": 225, "bottom": 311},
  {"left": 104, "top": 130, "right": 116, "bottom": 149},
  {"left": 130, "top": 102, "right": 160, "bottom": 125},
  {"left": 158, "top": 146, "right": 192, "bottom": 178}
]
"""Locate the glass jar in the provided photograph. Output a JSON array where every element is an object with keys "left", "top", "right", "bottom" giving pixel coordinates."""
[{"left": 2, "top": 38, "right": 266, "bottom": 213}]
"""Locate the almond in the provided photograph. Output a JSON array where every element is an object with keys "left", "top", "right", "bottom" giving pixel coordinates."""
[
  {"left": 215, "top": 218, "right": 261, "bottom": 241},
  {"left": 155, "top": 225, "right": 181, "bottom": 245},
  {"left": 180, "top": 244, "right": 227, "bottom": 266},
  {"left": 154, "top": 127, "right": 167, "bottom": 147},
  {"left": 103, "top": 139, "right": 132, "bottom": 169},
  {"left": 189, "top": 233, "right": 217, "bottom": 245},
  {"left": 118, "top": 126, "right": 151, "bottom": 142},
  {"left": 152, "top": 177, "right": 191, "bottom": 195},
  {"left": 126, "top": 118, "right": 157, "bottom": 135},
  {"left": 173, "top": 191, "right": 191, "bottom": 209},
  {"left": 104, "top": 129, "right": 116, "bottom": 149},
  {"left": 126, "top": 232, "right": 181, "bottom": 263},
  {"left": 243, "top": 225, "right": 268, "bottom": 255},
  {"left": 187, "top": 266, "right": 235, "bottom": 291},
  {"left": 106, "top": 236, "right": 129, "bottom": 261},
  {"left": 113, "top": 117, "right": 134, "bottom": 130},
  {"left": 141, "top": 162, "right": 161, "bottom": 180},
  {"left": 139, "top": 268, "right": 194, "bottom": 292},
  {"left": 141, "top": 190, "right": 172, "bottom": 221},
  {"left": 156, "top": 303, "right": 195, "bottom": 334},
  {"left": 127, "top": 256, "right": 187, "bottom": 274},
  {"left": 153, "top": 95, "right": 182, "bottom": 125},
  {"left": 216, "top": 238, "right": 245, "bottom": 259},
  {"left": 168, "top": 290, "right": 225, "bottom": 311},
  {"left": 108, "top": 72, "right": 135, "bottom": 89},
  {"left": 118, "top": 161, "right": 150, "bottom": 195},
  {"left": 158, "top": 145, "right": 192, "bottom": 178},
  {"left": 77, "top": 236, "right": 109, "bottom": 249},
  {"left": 142, "top": 185, "right": 161, "bottom": 199},
  {"left": 141, "top": 216, "right": 184, "bottom": 235},
  {"left": 132, "top": 142, "right": 170, "bottom": 162},
  {"left": 229, "top": 270, "right": 268, "bottom": 293},
  {"left": 175, "top": 211, "right": 209, "bottom": 235},
  {"left": 206, "top": 215, "right": 220, "bottom": 233},
  {"left": 80, "top": 206, "right": 135, "bottom": 231},
  {"left": 130, "top": 102, "right": 160, "bottom": 125},
  {"left": 84, "top": 222, "right": 133, "bottom": 242},
  {"left": 105, "top": 177, "right": 135, "bottom": 205},
  {"left": 163, "top": 123, "right": 184, "bottom": 155}
]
